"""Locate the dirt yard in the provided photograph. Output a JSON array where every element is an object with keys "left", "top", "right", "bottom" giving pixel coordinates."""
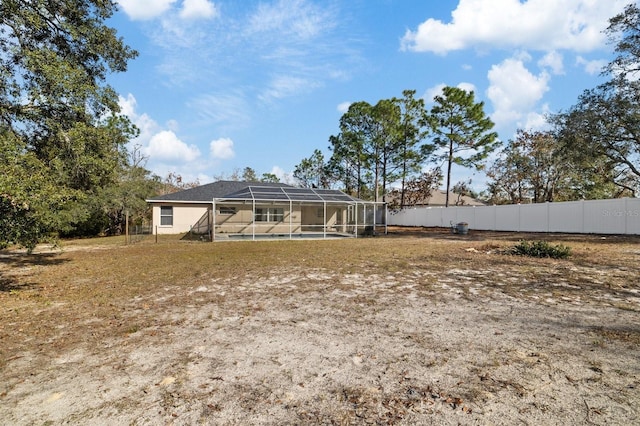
[{"left": 1, "top": 227, "right": 639, "bottom": 425}]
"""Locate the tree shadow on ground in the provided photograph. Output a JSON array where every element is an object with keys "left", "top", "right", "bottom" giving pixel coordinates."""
[{"left": 0, "top": 252, "right": 69, "bottom": 292}]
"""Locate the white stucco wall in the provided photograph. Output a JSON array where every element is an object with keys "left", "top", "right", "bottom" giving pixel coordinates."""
[
  {"left": 151, "top": 203, "right": 210, "bottom": 234},
  {"left": 215, "top": 204, "right": 303, "bottom": 234}
]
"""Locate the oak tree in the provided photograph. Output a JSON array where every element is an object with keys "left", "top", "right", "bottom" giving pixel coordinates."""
[
  {"left": 552, "top": 4, "right": 640, "bottom": 196},
  {"left": 0, "top": 0, "right": 138, "bottom": 247}
]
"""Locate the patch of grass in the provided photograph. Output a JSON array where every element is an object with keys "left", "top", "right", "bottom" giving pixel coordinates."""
[
  {"left": 506, "top": 240, "right": 572, "bottom": 259},
  {"left": 126, "top": 325, "right": 140, "bottom": 334},
  {"left": 1, "top": 228, "right": 638, "bottom": 365},
  {"left": 592, "top": 327, "right": 640, "bottom": 345},
  {"left": 614, "top": 303, "right": 640, "bottom": 312}
]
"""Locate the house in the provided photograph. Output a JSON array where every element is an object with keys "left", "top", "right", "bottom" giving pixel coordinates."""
[
  {"left": 146, "top": 181, "right": 386, "bottom": 240},
  {"left": 418, "top": 190, "right": 486, "bottom": 206},
  {"left": 386, "top": 189, "right": 486, "bottom": 208}
]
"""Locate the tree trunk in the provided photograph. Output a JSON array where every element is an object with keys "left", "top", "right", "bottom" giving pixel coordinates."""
[
  {"left": 445, "top": 139, "right": 453, "bottom": 207},
  {"left": 400, "top": 140, "right": 408, "bottom": 208}
]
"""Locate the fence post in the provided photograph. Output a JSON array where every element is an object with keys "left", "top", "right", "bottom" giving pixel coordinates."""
[
  {"left": 546, "top": 202, "right": 550, "bottom": 233},
  {"left": 125, "top": 211, "right": 129, "bottom": 245},
  {"left": 155, "top": 226, "right": 158, "bottom": 243},
  {"left": 624, "top": 197, "right": 628, "bottom": 235}
]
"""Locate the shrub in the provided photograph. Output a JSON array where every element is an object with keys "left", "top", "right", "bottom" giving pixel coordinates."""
[{"left": 508, "top": 240, "right": 572, "bottom": 259}]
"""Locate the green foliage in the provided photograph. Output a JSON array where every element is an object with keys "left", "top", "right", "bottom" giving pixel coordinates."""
[
  {"left": 0, "top": 130, "right": 79, "bottom": 250},
  {"left": 242, "top": 167, "right": 258, "bottom": 182},
  {"left": 0, "top": 0, "right": 138, "bottom": 141},
  {"left": 315, "top": 87, "right": 495, "bottom": 204},
  {"left": 294, "top": 149, "right": 330, "bottom": 188},
  {"left": 260, "top": 173, "right": 280, "bottom": 183},
  {"left": 387, "top": 169, "right": 442, "bottom": 209},
  {"left": 485, "top": 130, "right": 625, "bottom": 204},
  {"left": 87, "top": 146, "right": 160, "bottom": 237},
  {"left": 552, "top": 83, "right": 640, "bottom": 196},
  {"left": 429, "top": 86, "right": 498, "bottom": 206},
  {"left": 0, "top": 0, "right": 139, "bottom": 247},
  {"left": 328, "top": 102, "right": 375, "bottom": 199},
  {"left": 393, "top": 90, "right": 432, "bottom": 208},
  {"left": 550, "top": 4, "right": 640, "bottom": 197},
  {"left": 604, "top": 3, "right": 640, "bottom": 81},
  {"left": 507, "top": 240, "right": 572, "bottom": 259},
  {"left": 325, "top": 91, "right": 433, "bottom": 201}
]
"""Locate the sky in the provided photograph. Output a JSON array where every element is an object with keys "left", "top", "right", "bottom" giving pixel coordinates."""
[{"left": 109, "top": 0, "right": 629, "bottom": 189}]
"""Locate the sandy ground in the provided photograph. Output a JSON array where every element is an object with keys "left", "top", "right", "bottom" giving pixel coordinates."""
[{"left": 1, "top": 247, "right": 639, "bottom": 424}]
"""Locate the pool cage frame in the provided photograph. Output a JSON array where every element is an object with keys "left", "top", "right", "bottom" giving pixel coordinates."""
[{"left": 209, "top": 185, "right": 387, "bottom": 241}]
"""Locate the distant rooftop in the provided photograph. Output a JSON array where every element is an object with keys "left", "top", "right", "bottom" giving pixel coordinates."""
[{"left": 387, "top": 189, "right": 486, "bottom": 207}]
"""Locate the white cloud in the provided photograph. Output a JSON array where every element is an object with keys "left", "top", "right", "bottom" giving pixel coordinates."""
[
  {"left": 513, "top": 50, "right": 533, "bottom": 62},
  {"left": 401, "top": 0, "right": 627, "bottom": 54},
  {"left": 118, "top": 94, "right": 159, "bottom": 145},
  {"left": 118, "top": 93, "right": 212, "bottom": 180},
  {"left": 146, "top": 131, "right": 201, "bottom": 162},
  {"left": 180, "top": 0, "right": 218, "bottom": 20},
  {"left": 246, "top": 0, "right": 333, "bottom": 40},
  {"left": 118, "top": 0, "right": 217, "bottom": 21},
  {"left": 259, "top": 75, "right": 319, "bottom": 103},
  {"left": 337, "top": 102, "right": 351, "bottom": 114},
  {"left": 538, "top": 51, "right": 565, "bottom": 75},
  {"left": 166, "top": 119, "right": 180, "bottom": 132},
  {"left": 118, "top": 93, "right": 137, "bottom": 117},
  {"left": 210, "top": 138, "right": 235, "bottom": 160},
  {"left": 523, "top": 104, "right": 552, "bottom": 131},
  {"left": 576, "top": 56, "right": 607, "bottom": 75},
  {"left": 423, "top": 82, "right": 477, "bottom": 103},
  {"left": 189, "top": 93, "right": 251, "bottom": 130},
  {"left": 270, "top": 166, "right": 296, "bottom": 184},
  {"left": 240, "top": 0, "right": 351, "bottom": 97},
  {"left": 197, "top": 173, "right": 213, "bottom": 184},
  {"left": 117, "top": 0, "right": 176, "bottom": 20},
  {"left": 139, "top": 0, "right": 353, "bottom": 111},
  {"left": 486, "top": 56, "right": 550, "bottom": 127},
  {"left": 423, "top": 84, "right": 447, "bottom": 103},
  {"left": 457, "top": 82, "right": 477, "bottom": 94}
]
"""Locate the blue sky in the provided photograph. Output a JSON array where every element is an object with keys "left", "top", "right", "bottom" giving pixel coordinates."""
[{"left": 109, "top": 0, "right": 628, "bottom": 188}]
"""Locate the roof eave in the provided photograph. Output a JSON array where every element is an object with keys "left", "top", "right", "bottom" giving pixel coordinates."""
[{"left": 146, "top": 199, "right": 213, "bottom": 204}]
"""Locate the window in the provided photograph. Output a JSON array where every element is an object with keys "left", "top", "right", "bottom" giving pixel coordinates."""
[
  {"left": 255, "top": 208, "right": 267, "bottom": 222},
  {"left": 219, "top": 206, "right": 237, "bottom": 215},
  {"left": 255, "top": 207, "right": 284, "bottom": 222},
  {"left": 271, "top": 208, "right": 284, "bottom": 222},
  {"left": 160, "top": 206, "right": 173, "bottom": 226}
]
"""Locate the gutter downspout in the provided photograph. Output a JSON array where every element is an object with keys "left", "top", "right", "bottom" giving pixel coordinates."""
[
  {"left": 212, "top": 199, "right": 216, "bottom": 241},
  {"left": 323, "top": 201, "right": 327, "bottom": 239},
  {"left": 355, "top": 202, "right": 359, "bottom": 238}
]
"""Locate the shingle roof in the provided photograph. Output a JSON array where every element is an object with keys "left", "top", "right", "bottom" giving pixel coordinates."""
[
  {"left": 146, "top": 181, "right": 294, "bottom": 203},
  {"left": 422, "top": 190, "right": 486, "bottom": 206},
  {"left": 386, "top": 189, "right": 485, "bottom": 207}
]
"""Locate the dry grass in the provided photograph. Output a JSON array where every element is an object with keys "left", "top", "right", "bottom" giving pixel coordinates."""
[
  {"left": 1, "top": 226, "right": 639, "bottom": 424},
  {"left": 1, "top": 227, "right": 639, "bottom": 361}
]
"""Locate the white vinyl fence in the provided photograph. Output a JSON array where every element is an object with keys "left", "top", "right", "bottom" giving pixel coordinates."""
[{"left": 388, "top": 198, "right": 640, "bottom": 235}]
